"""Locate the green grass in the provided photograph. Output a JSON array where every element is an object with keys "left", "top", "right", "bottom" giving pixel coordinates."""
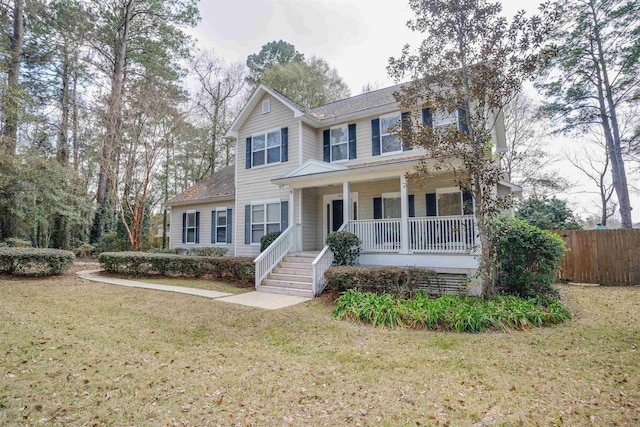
[
  {"left": 0, "top": 276, "right": 638, "bottom": 426},
  {"left": 333, "top": 289, "right": 571, "bottom": 332}
]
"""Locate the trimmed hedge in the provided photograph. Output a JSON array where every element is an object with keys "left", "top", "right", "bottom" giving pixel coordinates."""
[
  {"left": 0, "top": 248, "right": 75, "bottom": 276},
  {"left": 98, "top": 252, "right": 254, "bottom": 287},
  {"left": 325, "top": 266, "right": 442, "bottom": 297},
  {"left": 146, "top": 247, "right": 228, "bottom": 257},
  {"left": 333, "top": 289, "right": 572, "bottom": 332},
  {"left": 326, "top": 231, "right": 361, "bottom": 265}
]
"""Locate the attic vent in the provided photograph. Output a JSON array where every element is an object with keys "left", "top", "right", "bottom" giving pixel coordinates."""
[{"left": 262, "top": 99, "right": 270, "bottom": 114}]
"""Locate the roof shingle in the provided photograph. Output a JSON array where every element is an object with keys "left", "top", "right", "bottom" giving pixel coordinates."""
[{"left": 165, "top": 166, "right": 235, "bottom": 206}]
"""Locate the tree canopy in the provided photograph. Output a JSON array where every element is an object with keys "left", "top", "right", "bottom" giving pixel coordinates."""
[
  {"left": 246, "top": 40, "right": 304, "bottom": 86},
  {"left": 516, "top": 197, "right": 582, "bottom": 230}
]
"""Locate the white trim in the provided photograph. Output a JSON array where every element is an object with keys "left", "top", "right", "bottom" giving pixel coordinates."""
[
  {"left": 212, "top": 208, "right": 228, "bottom": 244},
  {"left": 298, "top": 120, "right": 303, "bottom": 166},
  {"left": 249, "top": 127, "right": 282, "bottom": 168},
  {"left": 249, "top": 199, "right": 282, "bottom": 245},
  {"left": 322, "top": 192, "right": 359, "bottom": 241},
  {"left": 261, "top": 99, "right": 270, "bottom": 114},
  {"left": 185, "top": 210, "right": 197, "bottom": 245}
]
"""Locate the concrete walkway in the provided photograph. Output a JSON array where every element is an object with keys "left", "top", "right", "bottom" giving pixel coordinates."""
[{"left": 76, "top": 270, "right": 312, "bottom": 310}]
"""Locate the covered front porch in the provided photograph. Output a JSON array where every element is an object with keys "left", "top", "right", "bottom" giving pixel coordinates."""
[{"left": 253, "top": 158, "right": 482, "bottom": 296}]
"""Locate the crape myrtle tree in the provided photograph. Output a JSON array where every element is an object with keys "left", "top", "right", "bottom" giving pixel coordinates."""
[
  {"left": 537, "top": 0, "right": 640, "bottom": 229},
  {"left": 388, "top": 0, "right": 558, "bottom": 298}
]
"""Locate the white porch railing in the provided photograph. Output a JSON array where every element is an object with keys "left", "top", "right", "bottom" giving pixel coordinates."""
[
  {"left": 346, "top": 215, "right": 476, "bottom": 254},
  {"left": 254, "top": 225, "right": 295, "bottom": 288},
  {"left": 311, "top": 222, "right": 347, "bottom": 296},
  {"left": 346, "top": 218, "right": 402, "bottom": 253},
  {"left": 408, "top": 215, "right": 475, "bottom": 253}
]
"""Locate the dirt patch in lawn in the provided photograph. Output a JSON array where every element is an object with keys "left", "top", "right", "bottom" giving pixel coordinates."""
[{"left": 0, "top": 278, "right": 638, "bottom": 426}]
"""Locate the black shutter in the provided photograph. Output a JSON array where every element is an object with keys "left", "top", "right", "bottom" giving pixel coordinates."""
[
  {"left": 422, "top": 108, "right": 432, "bottom": 128},
  {"left": 195, "top": 212, "right": 200, "bottom": 243},
  {"left": 371, "top": 119, "right": 380, "bottom": 156},
  {"left": 245, "top": 137, "right": 252, "bottom": 169},
  {"left": 281, "top": 127, "right": 288, "bottom": 162},
  {"left": 281, "top": 201, "right": 289, "bottom": 230},
  {"left": 182, "top": 212, "right": 186, "bottom": 243},
  {"left": 244, "top": 204, "right": 251, "bottom": 244},
  {"left": 462, "top": 191, "right": 473, "bottom": 215},
  {"left": 408, "top": 195, "right": 415, "bottom": 217},
  {"left": 373, "top": 197, "right": 382, "bottom": 219},
  {"left": 458, "top": 107, "right": 469, "bottom": 133},
  {"left": 348, "top": 123, "right": 357, "bottom": 159},
  {"left": 401, "top": 111, "right": 412, "bottom": 151},
  {"left": 426, "top": 193, "right": 437, "bottom": 216},
  {"left": 211, "top": 211, "right": 215, "bottom": 243},
  {"left": 226, "top": 208, "right": 233, "bottom": 243},
  {"left": 323, "top": 129, "right": 330, "bottom": 162}
]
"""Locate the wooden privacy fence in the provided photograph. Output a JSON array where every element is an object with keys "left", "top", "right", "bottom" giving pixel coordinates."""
[{"left": 552, "top": 229, "right": 640, "bottom": 285}]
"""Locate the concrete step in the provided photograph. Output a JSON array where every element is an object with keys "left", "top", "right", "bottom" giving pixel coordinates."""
[
  {"left": 257, "top": 285, "right": 314, "bottom": 298},
  {"left": 268, "top": 273, "right": 313, "bottom": 283},
  {"left": 262, "top": 279, "right": 313, "bottom": 290},
  {"left": 272, "top": 267, "right": 313, "bottom": 276}
]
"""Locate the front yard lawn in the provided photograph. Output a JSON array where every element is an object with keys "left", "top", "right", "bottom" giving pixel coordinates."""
[{"left": 1, "top": 275, "right": 638, "bottom": 425}]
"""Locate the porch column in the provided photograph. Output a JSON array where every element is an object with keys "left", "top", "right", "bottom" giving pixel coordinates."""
[
  {"left": 400, "top": 175, "right": 409, "bottom": 254},
  {"left": 343, "top": 181, "right": 350, "bottom": 229}
]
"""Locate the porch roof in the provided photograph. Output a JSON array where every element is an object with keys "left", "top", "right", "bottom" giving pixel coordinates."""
[{"left": 272, "top": 156, "right": 443, "bottom": 188}]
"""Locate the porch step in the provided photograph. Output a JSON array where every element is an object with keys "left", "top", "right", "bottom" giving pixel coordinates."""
[
  {"left": 257, "top": 252, "right": 318, "bottom": 297},
  {"left": 257, "top": 285, "right": 314, "bottom": 298},
  {"left": 267, "top": 273, "right": 313, "bottom": 283}
]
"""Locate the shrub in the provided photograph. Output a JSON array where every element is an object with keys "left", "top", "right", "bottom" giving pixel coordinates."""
[
  {"left": 98, "top": 252, "right": 254, "bottom": 287},
  {"left": 325, "top": 266, "right": 443, "bottom": 297},
  {"left": 0, "top": 248, "right": 75, "bottom": 276},
  {"left": 189, "top": 247, "right": 228, "bottom": 257},
  {"left": 333, "top": 289, "right": 571, "bottom": 332},
  {"left": 4, "top": 238, "right": 32, "bottom": 247},
  {"left": 326, "top": 231, "right": 361, "bottom": 265},
  {"left": 260, "top": 231, "right": 282, "bottom": 252},
  {"left": 73, "top": 243, "right": 95, "bottom": 258},
  {"left": 487, "top": 216, "right": 567, "bottom": 303}
]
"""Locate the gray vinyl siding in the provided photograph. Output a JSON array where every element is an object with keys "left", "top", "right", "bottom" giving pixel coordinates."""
[
  {"left": 301, "top": 122, "right": 317, "bottom": 164},
  {"left": 302, "top": 188, "right": 318, "bottom": 250},
  {"left": 235, "top": 93, "right": 298, "bottom": 258},
  {"left": 169, "top": 200, "right": 235, "bottom": 254}
]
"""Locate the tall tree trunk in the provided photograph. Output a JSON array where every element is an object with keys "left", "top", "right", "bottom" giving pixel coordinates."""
[
  {"left": 590, "top": 1, "right": 633, "bottom": 228},
  {"left": 53, "top": 48, "right": 71, "bottom": 248},
  {"left": 72, "top": 67, "right": 80, "bottom": 171},
  {"left": 91, "top": 2, "right": 132, "bottom": 243}
]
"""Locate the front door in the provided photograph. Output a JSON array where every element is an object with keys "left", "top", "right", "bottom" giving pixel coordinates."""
[{"left": 332, "top": 200, "right": 344, "bottom": 232}]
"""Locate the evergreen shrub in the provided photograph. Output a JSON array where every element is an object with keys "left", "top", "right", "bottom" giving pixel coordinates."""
[
  {"left": 326, "top": 231, "right": 361, "bottom": 265},
  {"left": 0, "top": 248, "right": 75, "bottom": 276},
  {"left": 260, "top": 232, "right": 282, "bottom": 252}
]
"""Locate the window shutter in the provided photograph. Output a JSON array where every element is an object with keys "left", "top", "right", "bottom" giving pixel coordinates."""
[
  {"left": 371, "top": 119, "right": 380, "bottom": 156},
  {"left": 422, "top": 108, "right": 432, "bottom": 128},
  {"left": 244, "top": 204, "right": 250, "bottom": 244},
  {"left": 426, "top": 193, "right": 437, "bottom": 216},
  {"left": 348, "top": 123, "right": 357, "bottom": 159},
  {"left": 281, "top": 127, "right": 288, "bottom": 162},
  {"left": 401, "top": 112, "right": 412, "bottom": 151},
  {"left": 408, "top": 195, "right": 415, "bottom": 217},
  {"left": 458, "top": 107, "right": 469, "bottom": 133},
  {"left": 182, "top": 212, "right": 186, "bottom": 243},
  {"left": 323, "top": 129, "right": 330, "bottom": 162},
  {"left": 226, "top": 208, "right": 233, "bottom": 243},
  {"left": 281, "top": 201, "right": 289, "bottom": 230},
  {"left": 245, "top": 137, "right": 252, "bottom": 169},
  {"left": 211, "top": 211, "right": 215, "bottom": 243},
  {"left": 373, "top": 197, "right": 382, "bottom": 219},
  {"left": 462, "top": 191, "right": 473, "bottom": 215},
  {"left": 195, "top": 212, "right": 200, "bottom": 243}
]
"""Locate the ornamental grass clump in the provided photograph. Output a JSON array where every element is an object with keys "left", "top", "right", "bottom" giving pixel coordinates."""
[
  {"left": 333, "top": 289, "right": 571, "bottom": 333},
  {"left": 0, "top": 248, "right": 75, "bottom": 276}
]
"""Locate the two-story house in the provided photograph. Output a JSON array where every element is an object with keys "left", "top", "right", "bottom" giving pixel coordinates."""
[{"left": 166, "top": 83, "right": 520, "bottom": 297}]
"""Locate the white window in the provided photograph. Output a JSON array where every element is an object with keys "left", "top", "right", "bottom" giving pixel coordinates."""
[
  {"left": 251, "top": 129, "right": 281, "bottom": 167},
  {"left": 262, "top": 99, "right": 270, "bottom": 114},
  {"left": 380, "top": 113, "right": 402, "bottom": 154},
  {"left": 330, "top": 124, "right": 348, "bottom": 162},
  {"left": 214, "top": 209, "right": 227, "bottom": 243},
  {"left": 251, "top": 202, "right": 280, "bottom": 243},
  {"left": 185, "top": 211, "right": 197, "bottom": 243},
  {"left": 433, "top": 110, "right": 458, "bottom": 129},
  {"left": 382, "top": 192, "right": 401, "bottom": 218},
  {"left": 436, "top": 188, "right": 463, "bottom": 216}
]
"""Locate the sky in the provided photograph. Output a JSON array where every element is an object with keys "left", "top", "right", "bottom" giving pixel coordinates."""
[{"left": 189, "top": 0, "right": 639, "bottom": 224}]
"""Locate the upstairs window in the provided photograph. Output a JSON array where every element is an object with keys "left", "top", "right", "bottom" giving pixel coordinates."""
[
  {"left": 380, "top": 113, "right": 402, "bottom": 154},
  {"left": 251, "top": 129, "right": 281, "bottom": 167},
  {"left": 330, "top": 125, "right": 348, "bottom": 161},
  {"left": 433, "top": 110, "right": 458, "bottom": 129}
]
